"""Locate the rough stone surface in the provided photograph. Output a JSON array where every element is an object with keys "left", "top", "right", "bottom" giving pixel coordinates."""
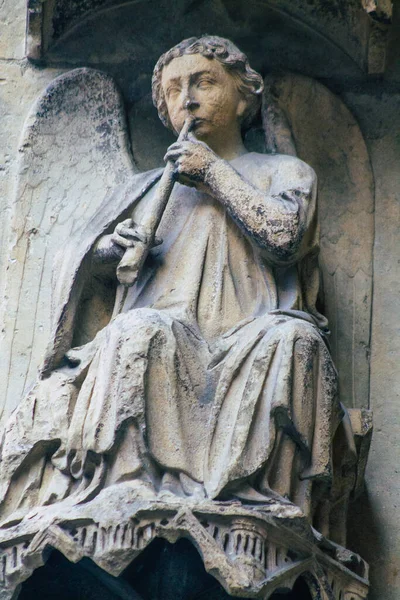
[
  {"left": 42, "top": 1, "right": 370, "bottom": 83},
  {"left": 0, "top": 45, "right": 354, "bottom": 508},
  {"left": 0, "top": 63, "right": 66, "bottom": 310},
  {"left": 343, "top": 89, "right": 400, "bottom": 600},
  {"left": 0, "top": 2, "right": 399, "bottom": 598},
  {"left": 25, "top": 0, "right": 381, "bottom": 74},
  {"left": 0, "top": 0, "right": 26, "bottom": 60},
  {"left": 0, "top": 33, "right": 372, "bottom": 600},
  {"left": 0, "top": 488, "right": 369, "bottom": 600},
  {"left": 263, "top": 72, "right": 374, "bottom": 409},
  {"left": 0, "top": 67, "right": 135, "bottom": 420}
]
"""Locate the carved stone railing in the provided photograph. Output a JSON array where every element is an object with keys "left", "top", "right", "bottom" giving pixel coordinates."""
[{"left": 0, "top": 492, "right": 369, "bottom": 600}]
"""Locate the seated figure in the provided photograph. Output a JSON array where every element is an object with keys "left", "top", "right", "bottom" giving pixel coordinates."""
[{"left": 0, "top": 36, "right": 344, "bottom": 531}]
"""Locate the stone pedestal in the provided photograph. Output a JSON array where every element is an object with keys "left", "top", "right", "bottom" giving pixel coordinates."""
[{"left": 0, "top": 486, "right": 369, "bottom": 600}]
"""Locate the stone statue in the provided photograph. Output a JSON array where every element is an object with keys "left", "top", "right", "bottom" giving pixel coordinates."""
[{"left": 0, "top": 37, "right": 372, "bottom": 599}]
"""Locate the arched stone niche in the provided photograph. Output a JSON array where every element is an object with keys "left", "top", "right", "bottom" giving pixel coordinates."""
[
  {"left": 14, "top": 541, "right": 337, "bottom": 600},
  {"left": 26, "top": 0, "right": 391, "bottom": 75},
  {"left": 2, "top": 0, "right": 377, "bottom": 417},
  {"left": 0, "top": 3, "right": 378, "bottom": 599}
]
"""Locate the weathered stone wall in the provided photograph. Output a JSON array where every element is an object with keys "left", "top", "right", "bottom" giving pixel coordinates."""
[
  {"left": 0, "top": 1, "right": 399, "bottom": 598},
  {"left": 345, "top": 11, "right": 400, "bottom": 597},
  {"left": 0, "top": 0, "right": 65, "bottom": 314}
]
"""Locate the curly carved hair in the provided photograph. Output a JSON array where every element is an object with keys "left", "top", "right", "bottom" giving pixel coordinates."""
[{"left": 152, "top": 35, "right": 264, "bottom": 132}]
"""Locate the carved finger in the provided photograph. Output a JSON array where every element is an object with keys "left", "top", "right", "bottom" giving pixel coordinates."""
[
  {"left": 115, "top": 221, "right": 146, "bottom": 241},
  {"left": 164, "top": 149, "right": 185, "bottom": 163},
  {"left": 116, "top": 225, "right": 147, "bottom": 243},
  {"left": 167, "top": 142, "right": 183, "bottom": 152},
  {"left": 164, "top": 146, "right": 191, "bottom": 163},
  {"left": 115, "top": 222, "right": 125, "bottom": 235},
  {"left": 115, "top": 221, "right": 133, "bottom": 236},
  {"left": 112, "top": 232, "right": 135, "bottom": 248},
  {"left": 164, "top": 151, "right": 176, "bottom": 163}
]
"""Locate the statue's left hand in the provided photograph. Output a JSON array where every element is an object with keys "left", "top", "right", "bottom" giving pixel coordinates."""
[{"left": 164, "top": 137, "right": 219, "bottom": 189}]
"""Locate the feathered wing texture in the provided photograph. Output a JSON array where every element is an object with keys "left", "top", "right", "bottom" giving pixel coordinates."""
[
  {"left": 263, "top": 73, "right": 374, "bottom": 409},
  {"left": 0, "top": 68, "right": 137, "bottom": 422},
  {"left": 0, "top": 67, "right": 373, "bottom": 423}
]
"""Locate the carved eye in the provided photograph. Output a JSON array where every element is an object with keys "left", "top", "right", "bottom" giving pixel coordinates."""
[
  {"left": 197, "top": 78, "right": 214, "bottom": 89},
  {"left": 167, "top": 87, "right": 181, "bottom": 99}
]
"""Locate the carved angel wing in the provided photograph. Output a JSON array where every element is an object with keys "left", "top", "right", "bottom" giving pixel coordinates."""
[
  {"left": 263, "top": 73, "right": 374, "bottom": 409},
  {"left": 0, "top": 68, "right": 137, "bottom": 422}
]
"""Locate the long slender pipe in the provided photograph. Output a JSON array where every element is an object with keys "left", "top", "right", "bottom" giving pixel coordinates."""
[
  {"left": 116, "top": 116, "right": 195, "bottom": 286},
  {"left": 111, "top": 116, "right": 195, "bottom": 318}
]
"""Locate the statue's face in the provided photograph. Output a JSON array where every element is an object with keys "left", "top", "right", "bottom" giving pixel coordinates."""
[{"left": 161, "top": 53, "right": 246, "bottom": 138}]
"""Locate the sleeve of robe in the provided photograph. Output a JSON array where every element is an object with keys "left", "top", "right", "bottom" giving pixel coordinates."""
[{"left": 229, "top": 155, "right": 327, "bottom": 328}]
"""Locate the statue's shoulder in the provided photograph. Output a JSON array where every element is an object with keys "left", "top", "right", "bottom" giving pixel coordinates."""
[
  {"left": 249, "top": 152, "right": 315, "bottom": 178},
  {"left": 238, "top": 152, "right": 316, "bottom": 189}
]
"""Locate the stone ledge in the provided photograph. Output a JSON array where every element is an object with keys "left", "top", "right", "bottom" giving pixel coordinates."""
[{"left": 0, "top": 486, "right": 369, "bottom": 600}]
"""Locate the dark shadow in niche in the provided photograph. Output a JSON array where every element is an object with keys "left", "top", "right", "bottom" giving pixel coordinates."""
[
  {"left": 346, "top": 485, "right": 385, "bottom": 597},
  {"left": 121, "top": 537, "right": 247, "bottom": 600},
  {"left": 18, "top": 539, "right": 313, "bottom": 599},
  {"left": 17, "top": 549, "right": 141, "bottom": 600}
]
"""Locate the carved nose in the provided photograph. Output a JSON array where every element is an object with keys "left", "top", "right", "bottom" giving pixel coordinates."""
[{"left": 184, "top": 97, "right": 199, "bottom": 110}]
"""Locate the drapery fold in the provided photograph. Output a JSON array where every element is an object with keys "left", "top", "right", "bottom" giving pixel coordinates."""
[{"left": 0, "top": 153, "right": 343, "bottom": 524}]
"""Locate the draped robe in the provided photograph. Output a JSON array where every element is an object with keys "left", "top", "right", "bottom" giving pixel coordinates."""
[{"left": 0, "top": 152, "right": 343, "bottom": 519}]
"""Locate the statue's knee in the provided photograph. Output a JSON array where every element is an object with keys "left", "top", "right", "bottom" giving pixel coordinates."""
[
  {"left": 293, "top": 335, "right": 319, "bottom": 363},
  {"left": 6, "top": 372, "right": 76, "bottom": 436},
  {"left": 278, "top": 319, "right": 321, "bottom": 350},
  {"left": 111, "top": 308, "right": 172, "bottom": 340}
]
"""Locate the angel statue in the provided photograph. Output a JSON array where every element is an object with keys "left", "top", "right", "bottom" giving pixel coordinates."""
[{"left": 0, "top": 36, "right": 372, "bottom": 552}]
